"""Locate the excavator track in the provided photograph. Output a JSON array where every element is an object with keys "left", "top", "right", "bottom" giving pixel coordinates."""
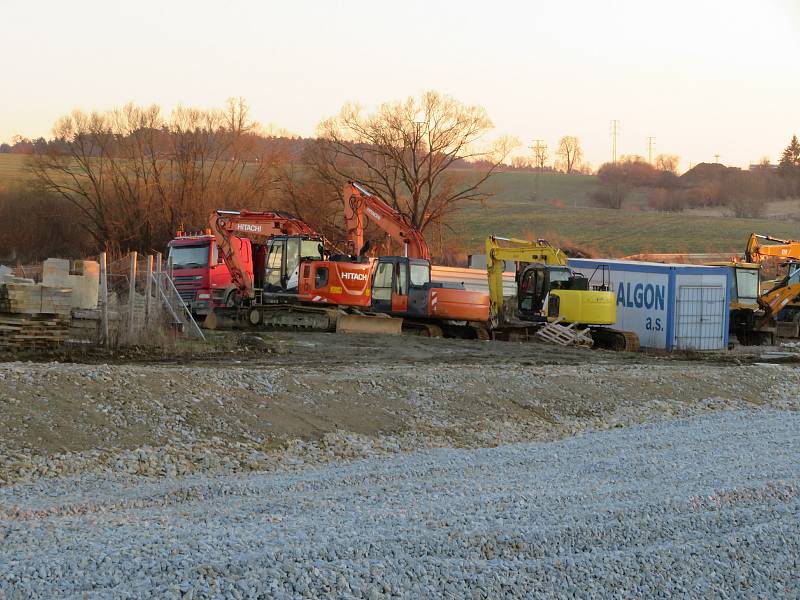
[
  {"left": 245, "top": 304, "right": 340, "bottom": 332},
  {"left": 402, "top": 321, "right": 444, "bottom": 337},
  {"left": 590, "top": 328, "right": 640, "bottom": 352}
]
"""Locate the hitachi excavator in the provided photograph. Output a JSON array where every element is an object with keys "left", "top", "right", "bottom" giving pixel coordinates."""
[
  {"left": 207, "top": 209, "right": 393, "bottom": 332},
  {"left": 206, "top": 186, "right": 490, "bottom": 336},
  {"left": 338, "top": 181, "right": 489, "bottom": 336},
  {"left": 486, "top": 236, "right": 640, "bottom": 351}
]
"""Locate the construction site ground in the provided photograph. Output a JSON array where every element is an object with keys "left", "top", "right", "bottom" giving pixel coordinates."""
[
  {"left": 1, "top": 331, "right": 798, "bottom": 486},
  {"left": 2, "top": 332, "right": 800, "bottom": 598}
]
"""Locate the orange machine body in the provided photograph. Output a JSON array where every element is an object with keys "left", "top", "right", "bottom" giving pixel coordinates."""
[
  {"left": 429, "top": 287, "right": 490, "bottom": 322},
  {"left": 297, "top": 259, "right": 374, "bottom": 308}
]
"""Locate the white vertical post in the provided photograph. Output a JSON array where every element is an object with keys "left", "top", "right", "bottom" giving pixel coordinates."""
[
  {"left": 144, "top": 254, "right": 153, "bottom": 327},
  {"left": 154, "top": 252, "right": 163, "bottom": 318},
  {"left": 127, "top": 251, "right": 138, "bottom": 338},
  {"left": 99, "top": 252, "right": 109, "bottom": 347}
]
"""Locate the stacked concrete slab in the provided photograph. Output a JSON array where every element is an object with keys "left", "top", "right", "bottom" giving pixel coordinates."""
[{"left": 0, "top": 259, "right": 100, "bottom": 350}]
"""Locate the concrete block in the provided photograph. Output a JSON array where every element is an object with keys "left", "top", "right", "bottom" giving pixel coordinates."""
[{"left": 42, "top": 258, "right": 100, "bottom": 309}]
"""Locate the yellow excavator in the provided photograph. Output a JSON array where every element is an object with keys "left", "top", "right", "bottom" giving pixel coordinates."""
[{"left": 485, "top": 236, "right": 640, "bottom": 351}]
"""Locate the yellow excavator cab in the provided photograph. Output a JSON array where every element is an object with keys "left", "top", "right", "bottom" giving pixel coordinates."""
[{"left": 704, "top": 261, "right": 761, "bottom": 310}]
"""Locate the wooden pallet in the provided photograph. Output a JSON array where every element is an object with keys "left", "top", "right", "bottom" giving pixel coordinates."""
[
  {"left": 0, "top": 313, "right": 69, "bottom": 350},
  {"left": 534, "top": 317, "right": 594, "bottom": 348}
]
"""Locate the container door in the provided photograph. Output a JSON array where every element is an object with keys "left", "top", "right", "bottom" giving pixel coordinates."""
[{"left": 675, "top": 286, "right": 725, "bottom": 350}]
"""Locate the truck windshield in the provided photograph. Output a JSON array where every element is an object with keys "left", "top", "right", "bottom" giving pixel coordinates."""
[
  {"left": 168, "top": 244, "right": 210, "bottom": 268},
  {"left": 736, "top": 268, "right": 759, "bottom": 304}
]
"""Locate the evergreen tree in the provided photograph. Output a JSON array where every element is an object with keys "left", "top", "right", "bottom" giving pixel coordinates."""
[{"left": 779, "top": 135, "right": 800, "bottom": 169}]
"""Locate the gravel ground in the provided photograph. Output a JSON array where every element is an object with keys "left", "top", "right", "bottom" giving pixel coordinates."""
[
  {"left": 2, "top": 356, "right": 799, "bottom": 486},
  {"left": 1, "top": 410, "right": 798, "bottom": 599}
]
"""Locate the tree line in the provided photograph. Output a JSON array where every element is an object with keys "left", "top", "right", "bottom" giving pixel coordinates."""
[
  {"left": 590, "top": 139, "right": 800, "bottom": 217},
  {"left": 2, "top": 92, "right": 799, "bottom": 262},
  {"left": 1, "top": 93, "right": 516, "bottom": 262}
]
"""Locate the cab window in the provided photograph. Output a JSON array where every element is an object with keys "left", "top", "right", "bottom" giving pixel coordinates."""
[
  {"left": 395, "top": 263, "right": 408, "bottom": 295},
  {"left": 301, "top": 239, "right": 323, "bottom": 260},
  {"left": 409, "top": 264, "right": 430, "bottom": 287},
  {"left": 736, "top": 269, "right": 759, "bottom": 304},
  {"left": 315, "top": 267, "right": 329, "bottom": 289},
  {"left": 265, "top": 241, "right": 284, "bottom": 288},
  {"left": 373, "top": 262, "right": 393, "bottom": 300}
]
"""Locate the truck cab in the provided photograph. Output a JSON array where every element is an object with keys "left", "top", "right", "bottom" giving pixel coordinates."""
[{"left": 167, "top": 233, "right": 253, "bottom": 315}]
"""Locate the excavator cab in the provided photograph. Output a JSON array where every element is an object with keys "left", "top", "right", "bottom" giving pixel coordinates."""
[
  {"left": 263, "top": 235, "right": 325, "bottom": 294},
  {"left": 517, "top": 264, "right": 588, "bottom": 321},
  {"left": 370, "top": 257, "right": 431, "bottom": 317}
]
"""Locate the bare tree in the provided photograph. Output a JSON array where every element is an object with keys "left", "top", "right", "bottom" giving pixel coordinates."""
[
  {"left": 311, "top": 90, "right": 516, "bottom": 233},
  {"left": 28, "top": 99, "right": 286, "bottom": 252},
  {"left": 556, "top": 136, "right": 582, "bottom": 174},
  {"left": 511, "top": 155, "right": 531, "bottom": 169},
  {"left": 532, "top": 142, "right": 549, "bottom": 170},
  {"left": 655, "top": 154, "right": 680, "bottom": 174}
]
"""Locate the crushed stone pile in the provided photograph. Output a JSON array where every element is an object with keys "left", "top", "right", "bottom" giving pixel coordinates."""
[{"left": 1, "top": 410, "right": 798, "bottom": 599}]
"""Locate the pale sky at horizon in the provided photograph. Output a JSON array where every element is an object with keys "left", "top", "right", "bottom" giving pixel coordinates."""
[{"left": 1, "top": 0, "right": 798, "bottom": 170}]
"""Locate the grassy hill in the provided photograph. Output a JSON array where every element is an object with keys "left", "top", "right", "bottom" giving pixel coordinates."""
[
  {"left": 451, "top": 171, "right": 800, "bottom": 256},
  {"left": 454, "top": 200, "right": 800, "bottom": 256},
  {"left": 0, "top": 154, "right": 29, "bottom": 186},
  {"left": 2, "top": 154, "right": 798, "bottom": 256}
]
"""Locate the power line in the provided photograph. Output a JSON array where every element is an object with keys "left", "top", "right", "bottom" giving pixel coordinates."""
[
  {"left": 530, "top": 139, "right": 547, "bottom": 169},
  {"left": 647, "top": 136, "right": 656, "bottom": 164},
  {"left": 610, "top": 120, "right": 620, "bottom": 164}
]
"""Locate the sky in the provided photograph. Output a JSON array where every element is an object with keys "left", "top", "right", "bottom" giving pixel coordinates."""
[{"left": 1, "top": 0, "right": 798, "bottom": 170}]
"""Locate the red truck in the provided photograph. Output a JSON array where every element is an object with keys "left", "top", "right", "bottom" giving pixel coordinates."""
[{"left": 167, "top": 231, "right": 253, "bottom": 316}]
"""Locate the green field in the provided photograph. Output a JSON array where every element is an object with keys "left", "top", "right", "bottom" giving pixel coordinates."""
[
  {"left": 455, "top": 201, "right": 800, "bottom": 256},
  {"left": 2, "top": 154, "right": 798, "bottom": 256},
  {"left": 0, "top": 154, "right": 30, "bottom": 186}
]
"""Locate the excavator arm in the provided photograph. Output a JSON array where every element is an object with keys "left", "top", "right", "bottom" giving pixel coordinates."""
[
  {"left": 757, "top": 279, "right": 800, "bottom": 326},
  {"left": 343, "top": 181, "right": 429, "bottom": 260},
  {"left": 209, "top": 210, "right": 318, "bottom": 300},
  {"left": 485, "top": 236, "right": 568, "bottom": 325},
  {"left": 745, "top": 233, "right": 800, "bottom": 263}
]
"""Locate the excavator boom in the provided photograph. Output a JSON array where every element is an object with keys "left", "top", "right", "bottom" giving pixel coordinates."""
[
  {"left": 745, "top": 233, "right": 800, "bottom": 263},
  {"left": 343, "top": 181, "right": 429, "bottom": 260}
]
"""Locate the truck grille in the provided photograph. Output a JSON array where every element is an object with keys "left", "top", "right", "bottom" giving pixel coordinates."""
[{"left": 178, "top": 289, "right": 196, "bottom": 304}]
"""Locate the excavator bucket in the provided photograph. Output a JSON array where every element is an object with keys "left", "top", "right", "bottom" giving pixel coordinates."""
[{"left": 335, "top": 314, "right": 403, "bottom": 335}]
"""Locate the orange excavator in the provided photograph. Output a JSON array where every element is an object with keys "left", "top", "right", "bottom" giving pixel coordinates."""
[
  {"left": 207, "top": 209, "right": 382, "bottom": 331},
  {"left": 207, "top": 190, "right": 489, "bottom": 336},
  {"left": 742, "top": 233, "right": 800, "bottom": 333},
  {"left": 339, "top": 181, "right": 489, "bottom": 336}
]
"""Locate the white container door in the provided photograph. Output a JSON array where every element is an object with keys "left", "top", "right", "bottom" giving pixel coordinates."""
[{"left": 675, "top": 286, "right": 726, "bottom": 350}]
